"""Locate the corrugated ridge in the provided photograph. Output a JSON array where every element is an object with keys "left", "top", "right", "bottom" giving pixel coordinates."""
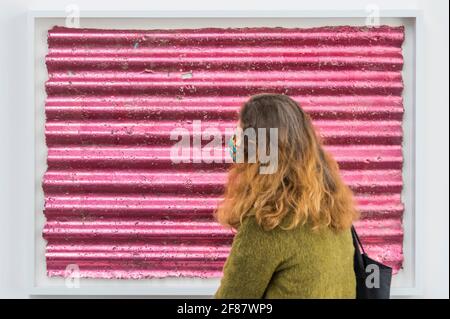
[
  {"left": 47, "top": 145, "right": 403, "bottom": 169},
  {"left": 43, "top": 169, "right": 402, "bottom": 194},
  {"left": 45, "top": 95, "right": 403, "bottom": 120},
  {"left": 45, "top": 120, "right": 402, "bottom": 145},
  {"left": 47, "top": 26, "right": 405, "bottom": 46},
  {"left": 46, "top": 76, "right": 403, "bottom": 96},
  {"left": 44, "top": 194, "right": 404, "bottom": 220},
  {"left": 44, "top": 25, "right": 405, "bottom": 279},
  {"left": 42, "top": 219, "right": 402, "bottom": 241},
  {"left": 47, "top": 45, "right": 403, "bottom": 56},
  {"left": 46, "top": 57, "right": 403, "bottom": 71}
]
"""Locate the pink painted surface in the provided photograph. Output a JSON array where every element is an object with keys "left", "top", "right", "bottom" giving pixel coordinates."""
[{"left": 44, "top": 26, "right": 405, "bottom": 278}]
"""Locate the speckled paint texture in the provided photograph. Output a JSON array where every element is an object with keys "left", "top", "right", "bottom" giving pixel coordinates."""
[{"left": 43, "top": 26, "right": 405, "bottom": 278}]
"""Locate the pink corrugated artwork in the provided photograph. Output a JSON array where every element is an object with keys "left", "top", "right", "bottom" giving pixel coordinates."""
[{"left": 43, "top": 25, "right": 405, "bottom": 278}]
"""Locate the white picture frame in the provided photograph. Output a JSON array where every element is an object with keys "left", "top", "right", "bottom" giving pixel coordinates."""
[{"left": 27, "top": 9, "right": 424, "bottom": 297}]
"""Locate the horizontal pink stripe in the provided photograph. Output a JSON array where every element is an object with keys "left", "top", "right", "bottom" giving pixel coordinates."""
[
  {"left": 47, "top": 269, "right": 224, "bottom": 279},
  {"left": 47, "top": 144, "right": 402, "bottom": 169},
  {"left": 42, "top": 169, "right": 402, "bottom": 194},
  {"left": 46, "top": 105, "right": 403, "bottom": 121},
  {"left": 46, "top": 56, "right": 403, "bottom": 71},
  {"left": 46, "top": 80, "right": 403, "bottom": 96},
  {"left": 46, "top": 95, "right": 403, "bottom": 107},
  {"left": 48, "top": 26, "right": 404, "bottom": 46},
  {"left": 48, "top": 45, "right": 402, "bottom": 57},
  {"left": 43, "top": 219, "right": 402, "bottom": 241},
  {"left": 45, "top": 120, "right": 402, "bottom": 145},
  {"left": 44, "top": 194, "right": 403, "bottom": 221}
]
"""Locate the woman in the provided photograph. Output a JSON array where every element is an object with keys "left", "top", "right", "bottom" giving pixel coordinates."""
[{"left": 214, "top": 94, "right": 359, "bottom": 299}]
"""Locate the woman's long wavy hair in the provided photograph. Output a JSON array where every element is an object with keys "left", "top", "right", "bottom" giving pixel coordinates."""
[{"left": 214, "top": 94, "right": 359, "bottom": 231}]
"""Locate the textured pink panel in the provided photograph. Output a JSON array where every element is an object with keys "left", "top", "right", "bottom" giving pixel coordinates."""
[{"left": 44, "top": 25, "right": 405, "bottom": 278}]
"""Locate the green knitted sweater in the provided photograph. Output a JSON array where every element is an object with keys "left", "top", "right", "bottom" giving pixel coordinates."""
[{"left": 215, "top": 216, "right": 356, "bottom": 299}]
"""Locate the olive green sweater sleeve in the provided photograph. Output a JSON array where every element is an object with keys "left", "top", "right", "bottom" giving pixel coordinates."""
[{"left": 214, "top": 217, "right": 285, "bottom": 299}]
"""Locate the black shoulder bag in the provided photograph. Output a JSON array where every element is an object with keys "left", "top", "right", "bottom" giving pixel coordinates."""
[{"left": 352, "top": 226, "right": 393, "bottom": 299}]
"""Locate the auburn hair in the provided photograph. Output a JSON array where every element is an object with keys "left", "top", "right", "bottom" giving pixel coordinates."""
[{"left": 214, "top": 93, "right": 359, "bottom": 231}]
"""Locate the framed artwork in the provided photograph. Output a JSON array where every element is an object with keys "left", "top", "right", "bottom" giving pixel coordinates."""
[{"left": 27, "top": 9, "right": 424, "bottom": 296}]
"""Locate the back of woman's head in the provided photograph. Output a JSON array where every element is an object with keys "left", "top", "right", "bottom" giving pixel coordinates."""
[{"left": 215, "top": 93, "right": 359, "bottom": 231}]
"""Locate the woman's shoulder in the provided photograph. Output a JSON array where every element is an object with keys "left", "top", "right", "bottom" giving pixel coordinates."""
[
  {"left": 236, "top": 215, "right": 294, "bottom": 244},
  {"left": 238, "top": 215, "right": 350, "bottom": 244}
]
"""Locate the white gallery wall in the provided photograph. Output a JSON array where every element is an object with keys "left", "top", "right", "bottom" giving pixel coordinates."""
[{"left": 0, "top": 0, "right": 448, "bottom": 298}]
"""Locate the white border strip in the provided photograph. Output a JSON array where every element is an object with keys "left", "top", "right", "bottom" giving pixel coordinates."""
[{"left": 28, "top": 9, "right": 423, "bottom": 18}]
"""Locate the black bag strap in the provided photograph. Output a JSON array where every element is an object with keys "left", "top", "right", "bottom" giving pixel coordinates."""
[{"left": 351, "top": 225, "right": 367, "bottom": 255}]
